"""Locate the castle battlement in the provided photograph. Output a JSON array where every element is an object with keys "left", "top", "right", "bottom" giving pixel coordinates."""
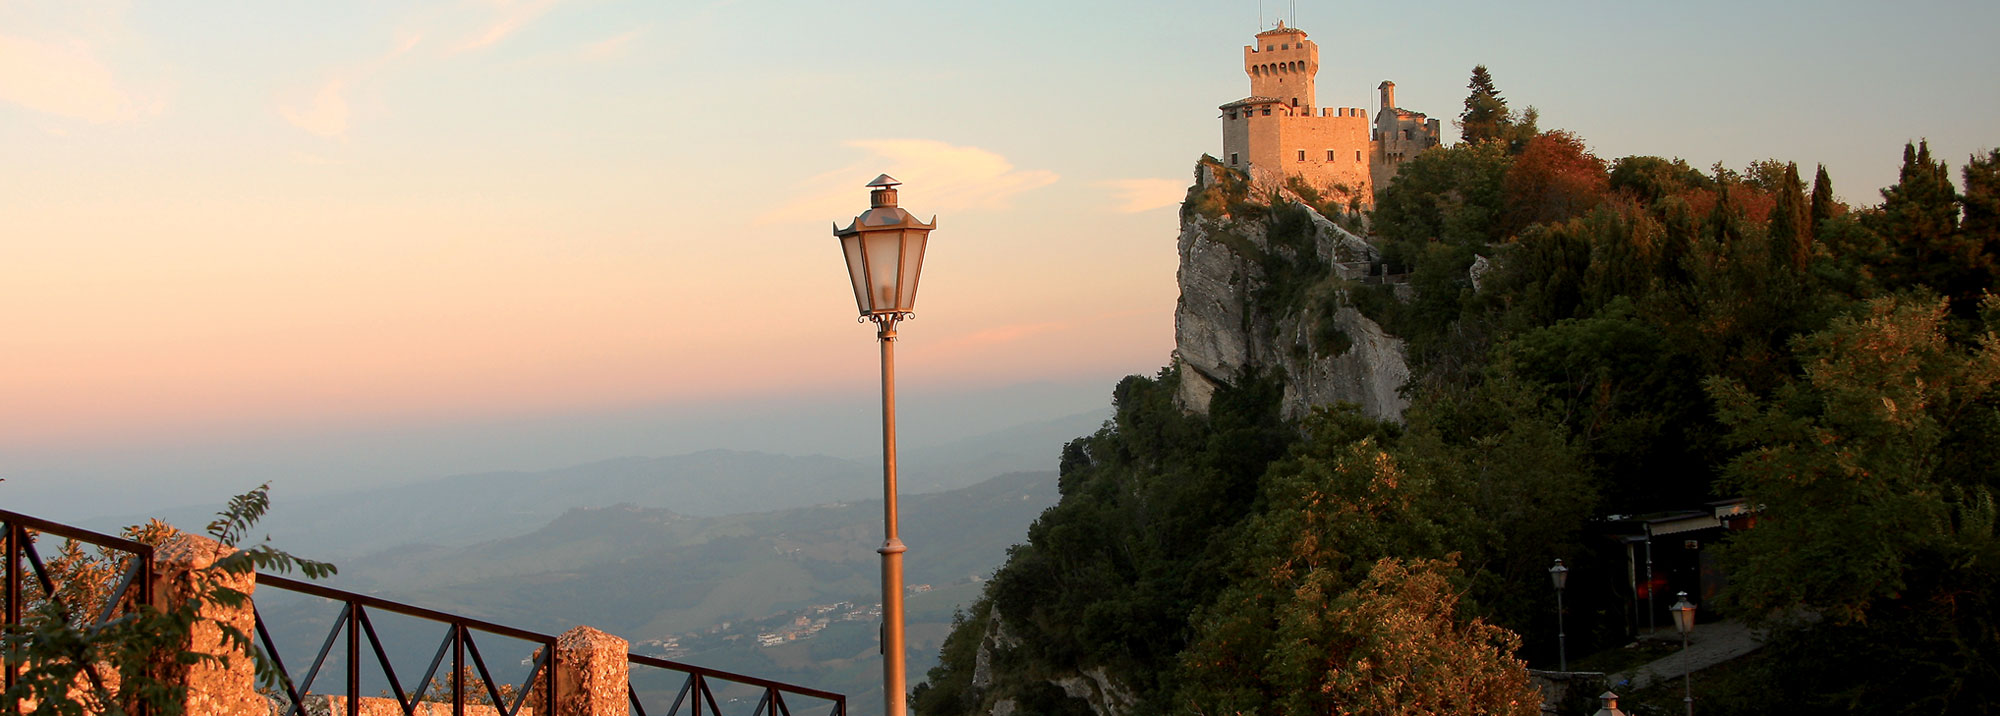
[{"left": 1217, "top": 22, "right": 1442, "bottom": 204}]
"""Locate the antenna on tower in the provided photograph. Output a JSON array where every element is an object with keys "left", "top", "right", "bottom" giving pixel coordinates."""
[{"left": 1258, "top": 0, "right": 1264, "bottom": 31}]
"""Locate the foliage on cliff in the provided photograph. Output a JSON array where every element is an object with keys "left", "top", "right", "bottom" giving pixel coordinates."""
[{"left": 917, "top": 80, "right": 2000, "bottom": 713}]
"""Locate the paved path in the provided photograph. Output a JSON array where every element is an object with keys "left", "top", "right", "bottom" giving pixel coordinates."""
[{"left": 1609, "top": 619, "right": 1765, "bottom": 691}]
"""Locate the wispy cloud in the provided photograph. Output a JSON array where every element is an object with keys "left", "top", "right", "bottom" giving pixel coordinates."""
[
  {"left": 453, "top": 0, "right": 567, "bottom": 54},
  {"left": 276, "top": 33, "right": 422, "bottom": 139},
  {"left": 761, "top": 139, "right": 1059, "bottom": 225},
  {"left": 577, "top": 28, "right": 643, "bottom": 62},
  {"left": 0, "top": 6, "right": 161, "bottom": 124},
  {"left": 1096, "top": 178, "right": 1187, "bottom": 213}
]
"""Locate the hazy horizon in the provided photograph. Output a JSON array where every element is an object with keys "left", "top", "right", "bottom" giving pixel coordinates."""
[{"left": 7, "top": 0, "right": 1997, "bottom": 523}]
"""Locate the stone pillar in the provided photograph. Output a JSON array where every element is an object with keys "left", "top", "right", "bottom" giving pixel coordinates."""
[
  {"left": 552, "top": 626, "right": 629, "bottom": 716},
  {"left": 151, "top": 533, "right": 265, "bottom": 716}
]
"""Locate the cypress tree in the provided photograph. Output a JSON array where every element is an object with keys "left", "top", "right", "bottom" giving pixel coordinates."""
[
  {"left": 1809, "top": 163, "right": 1836, "bottom": 238},
  {"left": 1769, "top": 162, "right": 1812, "bottom": 270}
]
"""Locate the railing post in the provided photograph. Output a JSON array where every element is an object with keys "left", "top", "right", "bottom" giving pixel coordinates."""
[
  {"left": 150, "top": 533, "right": 264, "bottom": 716},
  {"left": 549, "top": 626, "right": 629, "bottom": 716},
  {"left": 4, "top": 522, "right": 20, "bottom": 707}
]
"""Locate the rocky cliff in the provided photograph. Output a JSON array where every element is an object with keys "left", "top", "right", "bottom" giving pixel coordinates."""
[{"left": 1174, "top": 159, "right": 1411, "bottom": 422}]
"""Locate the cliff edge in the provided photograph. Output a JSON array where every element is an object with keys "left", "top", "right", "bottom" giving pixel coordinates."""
[{"left": 1173, "top": 158, "right": 1411, "bottom": 422}]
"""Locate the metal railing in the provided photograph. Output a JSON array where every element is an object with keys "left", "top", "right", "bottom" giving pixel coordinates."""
[
  {"left": 6, "top": 508, "right": 847, "bottom": 716},
  {"left": 254, "top": 573, "right": 559, "bottom": 716},
  {"left": 1, "top": 508, "right": 158, "bottom": 708},
  {"left": 627, "top": 653, "right": 845, "bottom": 716}
]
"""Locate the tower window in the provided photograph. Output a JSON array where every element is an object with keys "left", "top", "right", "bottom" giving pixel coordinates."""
[
  {"left": 1230, "top": 153, "right": 1239, "bottom": 165},
  {"left": 1298, "top": 150, "right": 1306, "bottom": 162},
  {"left": 1326, "top": 150, "right": 1335, "bottom": 161},
  {"left": 1402, "top": 129, "right": 1412, "bottom": 140},
  {"left": 1261, "top": 108, "right": 1271, "bottom": 116},
  {"left": 1356, "top": 150, "right": 1362, "bottom": 162}
]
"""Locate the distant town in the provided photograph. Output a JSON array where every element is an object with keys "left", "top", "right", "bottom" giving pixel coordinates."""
[{"left": 636, "top": 579, "right": 971, "bottom": 658}]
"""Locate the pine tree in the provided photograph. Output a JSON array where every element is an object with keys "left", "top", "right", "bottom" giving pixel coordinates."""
[
  {"left": 1962, "top": 149, "right": 2000, "bottom": 282},
  {"left": 1459, "top": 65, "right": 1509, "bottom": 145},
  {"left": 1875, "top": 141, "right": 1976, "bottom": 306}
]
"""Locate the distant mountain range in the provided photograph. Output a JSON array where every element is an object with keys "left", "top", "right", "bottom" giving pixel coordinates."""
[
  {"left": 250, "top": 468, "right": 1064, "bottom": 716},
  {"left": 174, "top": 408, "right": 1109, "bottom": 716},
  {"left": 98, "top": 408, "right": 1107, "bottom": 561}
]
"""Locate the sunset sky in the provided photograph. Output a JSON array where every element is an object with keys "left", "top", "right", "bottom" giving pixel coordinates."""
[{"left": 6, "top": 0, "right": 1997, "bottom": 515}]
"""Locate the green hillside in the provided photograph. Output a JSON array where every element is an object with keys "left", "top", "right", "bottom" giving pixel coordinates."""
[{"left": 912, "top": 77, "right": 2000, "bottom": 715}]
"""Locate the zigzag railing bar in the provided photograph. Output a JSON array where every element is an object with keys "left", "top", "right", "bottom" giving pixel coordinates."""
[
  {"left": 252, "top": 604, "right": 308, "bottom": 716},
  {"left": 2, "top": 511, "right": 159, "bottom": 716},
  {"left": 412, "top": 624, "right": 456, "bottom": 711},
  {"left": 356, "top": 607, "right": 417, "bottom": 715},
  {"left": 629, "top": 653, "right": 845, "bottom": 716},
  {"left": 701, "top": 673, "right": 724, "bottom": 715},
  {"left": 18, "top": 534, "right": 114, "bottom": 700},
  {"left": 91, "top": 557, "right": 145, "bottom": 628},
  {"left": 667, "top": 672, "right": 695, "bottom": 715},
  {"left": 21, "top": 538, "right": 59, "bottom": 603},
  {"left": 753, "top": 689, "right": 772, "bottom": 716},
  {"left": 504, "top": 646, "right": 551, "bottom": 716},
  {"left": 288, "top": 601, "right": 351, "bottom": 716},
  {"left": 630, "top": 684, "right": 651, "bottom": 716},
  {"left": 462, "top": 629, "right": 510, "bottom": 712}
]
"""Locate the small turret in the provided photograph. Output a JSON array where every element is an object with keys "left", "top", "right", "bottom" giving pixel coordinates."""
[{"left": 1379, "top": 80, "right": 1396, "bottom": 110}]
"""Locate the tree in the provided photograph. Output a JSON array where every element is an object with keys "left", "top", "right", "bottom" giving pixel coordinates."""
[
  {"left": 1709, "top": 295, "right": 2000, "bottom": 621},
  {"left": 1810, "top": 163, "right": 1838, "bottom": 237},
  {"left": 1961, "top": 149, "right": 2000, "bottom": 298},
  {"left": 1372, "top": 140, "right": 1513, "bottom": 248},
  {"left": 1500, "top": 131, "right": 1610, "bottom": 235},
  {"left": 1270, "top": 558, "right": 1541, "bottom": 716},
  {"left": 1706, "top": 295, "right": 2000, "bottom": 713},
  {"left": 1872, "top": 140, "right": 1988, "bottom": 308},
  {"left": 1608, "top": 155, "right": 1709, "bottom": 205},
  {"left": 1768, "top": 162, "right": 1812, "bottom": 271},
  {"left": 1460, "top": 66, "right": 1508, "bottom": 145},
  {"left": 1, "top": 486, "right": 336, "bottom": 716}
]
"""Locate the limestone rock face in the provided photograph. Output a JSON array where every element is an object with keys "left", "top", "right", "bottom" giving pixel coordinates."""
[{"left": 1173, "top": 177, "right": 1410, "bottom": 422}]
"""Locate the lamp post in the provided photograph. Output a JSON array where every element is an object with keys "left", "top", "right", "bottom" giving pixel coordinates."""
[
  {"left": 1670, "top": 591, "right": 1696, "bottom": 716},
  {"left": 1550, "top": 558, "right": 1569, "bottom": 671},
  {"left": 833, "top": 174, "right": 936, "bottom": 716}
]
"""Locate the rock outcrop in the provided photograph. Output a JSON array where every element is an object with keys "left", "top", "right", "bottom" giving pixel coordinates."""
[{"left": 1174, "top": 161, "right": 1411, "bottom": 422}]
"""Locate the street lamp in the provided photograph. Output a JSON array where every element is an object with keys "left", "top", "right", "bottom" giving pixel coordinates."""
[
  {"left": 1549, "top": 558, "right": 1569, "bottom": 671},
  {"left": 833, "top": 174, "right": 935, "bottom": 716},
  {"left": 1670, "top": 591, "right": 1696, "bottom": 716}
]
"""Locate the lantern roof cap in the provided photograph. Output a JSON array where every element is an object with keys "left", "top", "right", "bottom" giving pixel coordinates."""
[{"left": 867, "top": 174, "right": 901, "bottom": 188}]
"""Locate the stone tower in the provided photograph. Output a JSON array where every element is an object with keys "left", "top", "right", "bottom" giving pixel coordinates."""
[
  {"left": 1217, "top": 23, "right": 1442, "bottom": 204},
  {"left": 1245, "top": 22, "right": 1317, "bottom": 112}
]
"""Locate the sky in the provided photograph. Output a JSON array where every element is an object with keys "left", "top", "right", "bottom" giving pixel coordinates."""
[{"left": 4, "top": 0, "right": 1997, "bottom": 517}]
